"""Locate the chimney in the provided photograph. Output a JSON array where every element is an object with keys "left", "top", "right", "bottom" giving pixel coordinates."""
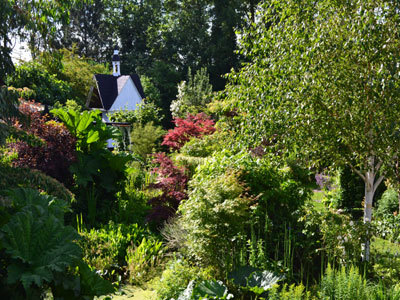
[{"left": 112, "top": 46, "right": 120, "bottom": 77}]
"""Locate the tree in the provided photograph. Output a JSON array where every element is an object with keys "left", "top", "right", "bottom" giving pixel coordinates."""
[
  {"left": 170, "top": 67, "right": 213, "bottom": 118},
  {"left": 0, "top": 0, "right": 72, "bottom": 78},
  {"left": 224, "top": 0, "right": 400, "bottom": 260}
]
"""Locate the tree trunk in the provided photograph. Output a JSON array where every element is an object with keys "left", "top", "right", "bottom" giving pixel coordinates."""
[{"left": 362, "top": 170, "right": 374, "bottom": 261}]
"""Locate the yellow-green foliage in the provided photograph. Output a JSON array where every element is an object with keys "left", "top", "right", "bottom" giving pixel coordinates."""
[
  {"left": 269, "top": 283, "right": 312, "bottom": 300},
  {"left": 130, "top": 122, "right": 165, "bottom": 161},
  {"left": 155, "top": 258, "right": 211, "bottom": 300},
  {"left": 126, "top": 237, "right": 166, "bottom": 284},
  {"left": 179, "top": 167, "right": 250, "bottom": 273},
  {"left": 320, "top": 264, "right": 369, "bottom": 300}
]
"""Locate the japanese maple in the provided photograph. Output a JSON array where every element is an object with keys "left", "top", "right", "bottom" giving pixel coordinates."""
[{"left": 162, "top": 113, "right": 216, "bottom": 150}]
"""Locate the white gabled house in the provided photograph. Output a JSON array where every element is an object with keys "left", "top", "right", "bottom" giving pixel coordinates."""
[{"left": 86, "top": 47, "right": 145, "bottom": 148}]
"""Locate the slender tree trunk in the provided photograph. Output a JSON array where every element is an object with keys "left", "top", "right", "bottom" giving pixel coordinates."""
[
  {"left": 363, "top": 170, "right": 374, "bottom": 261},
  {"left": 361, "top": 156, "right": 384, "bottom": 261}
]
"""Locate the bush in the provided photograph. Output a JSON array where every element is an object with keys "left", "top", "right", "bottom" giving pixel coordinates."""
[
  {"left": 147, "top": 153, "right": 188, "bottom": 226},
  {"left": 319, "top": 265, "right": 369, "bottom": 300},
  {"left": 162, "top": 113, "right": 216, "bottom": 150},
  {"left": 0, "top": 188, "right": 114, "bottom": 299},
  {"left": 178, "top": 151, "right": 311, "bottom": 274},
  {"left": 9, "top": 101, "right": 76, "bottom": 186},
  {"left": 376, "top": 189, "right": 399, "bottom": 217},
  {"left": 126, "top": 237, "right": 166, "bottom": 284},
  {"left": 130, "top": 122, "right": 165, "bottom": 161},
  {"left": 77, "top": 222, "right": 151, "bottom": 281},
  {"left": 155, "top": 257, "right": 211, "bottom": 300},
  {"left": 7, "top": 62, "right": 75, "bottom": 105},
  {"left": 170, "top": 67, "right": 213, "bottom": 118}
]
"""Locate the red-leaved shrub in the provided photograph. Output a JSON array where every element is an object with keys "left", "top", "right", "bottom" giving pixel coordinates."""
[
  {"left": 147, "top": 152, "right": 188, "bottom": 225},
  {"left": 162, "top": 113, "right": 216, "bottom": 150},
  {"left": 9, "top": 101, "right": 76, "bottom": 186}
]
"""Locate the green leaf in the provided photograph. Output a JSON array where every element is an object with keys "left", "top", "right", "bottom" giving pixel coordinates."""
[
  {"left": 228, "top": 265, "right": 259, "bottom": 287},
  {"left": 246, "top": 270, "right": 283, "bottom": 295},
  {"left": 192, "top": 280, "right": 230, "bottom": 300}
]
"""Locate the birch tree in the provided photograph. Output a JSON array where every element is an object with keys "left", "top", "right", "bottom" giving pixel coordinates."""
[{"left": 224, "top": 0, "right": 400, "bottom": 260}]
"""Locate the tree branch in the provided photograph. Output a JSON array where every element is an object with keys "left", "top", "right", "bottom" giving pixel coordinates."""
[
  {"left": 349, "top": 162, "right": 366, "bottom": 182},
  {"left": 373, "top": 175, "right": 385, "bottom": 194}
]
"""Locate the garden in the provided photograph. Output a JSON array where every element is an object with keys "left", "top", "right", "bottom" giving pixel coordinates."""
[{"left": 2, "top": 0, "right": 400, "bottom": 299}]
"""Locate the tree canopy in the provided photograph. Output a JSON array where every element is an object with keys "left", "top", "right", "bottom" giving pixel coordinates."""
[{"left": 223, "top": 0, "right": 400, "bottom": 258}]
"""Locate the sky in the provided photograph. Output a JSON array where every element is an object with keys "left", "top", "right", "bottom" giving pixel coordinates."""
[{"left": 11, "top": 37, "right": 32, "bottom": 64}]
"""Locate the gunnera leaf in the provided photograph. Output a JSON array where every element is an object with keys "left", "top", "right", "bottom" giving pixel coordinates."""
[
  {"left": 246, "top": 270, "right": 283, "bottom": 294},
  {"left": 78, "top": 261, "right": 115, "bottom": 297},
  {"left": 228, "top": 265, "right": 260, "bottom": 287},
  {"left": 192, "top": 280, "right": 230, "bottom": 300},
  {"left": 2, "top": 210, "right": 81, "bottom": 291}
]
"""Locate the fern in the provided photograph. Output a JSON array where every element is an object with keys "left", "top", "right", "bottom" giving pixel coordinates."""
[{"left": 320, "top": 264, "right": 369, "bottom": 300}]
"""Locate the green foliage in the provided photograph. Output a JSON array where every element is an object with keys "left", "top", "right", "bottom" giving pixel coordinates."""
[
  {"left": 299, "top": 205, "right": 374, "bottom": 266},
  {"left": 371, "top": 238, "right": 400, "bottom": 286},
  {"left": 141, "top": 75, "right": 162, "bottom": 107},
  {"left": 192, "top": 280, "right": 231, "bottom": 300},
  {"left": 377, "top": 189, "right": 399, "bottom": 217},
  {"left": 130, "top": 122, "right": 165, "bottom": 161},
  {"left": 51, "top": 108, "right": 130, "bottom": 224},
  {"left": 155, "top": 257, "right": 211, "bottom": 300},
  {"left": 78, "top": 221, "right": 149, "bottom": 281},
  {"left": 55, "top": 48, "right": 109, "bottom": 105},
  {"left": 126, "top": 237, "right": 165, "bottom": 284},
  {"left": 179, "top": 151, "right": 310, "bottom": 274},
  {"left": 268, "top": 283, "right": 311, "bottom": 300},
  {"left": 374, "top": 214, "right": 400, "bottom": 242},
  {"left": 0, "top": 86, "right": 24, "bottom": 146},
  {"left": 109, "top": 101, "right": 164, "bottom": 127},
  {"left": 319, "top": 265, "right": 369, "bottom": 300},
  {"left": 0, "top": 163, "right": 74, "bottom": 202},
  {"left": 170, "top": 67, "right": 213, "bottom": 118},
  {"left": 179, "top": 163, "right": 250, "bottom": 273},
  {"left": 0, "top": 188, "right": 113, "bottom": 299},
  {"left": 7, "top": 62, "right": 75, "bottom": 106}
]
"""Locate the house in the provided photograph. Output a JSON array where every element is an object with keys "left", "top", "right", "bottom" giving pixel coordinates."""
[
  {"left": 86, "top": 47, "right": 145, "bottom": 122},
  {"left": 86, "top": 47, "right": 145, "bottom": 148}
]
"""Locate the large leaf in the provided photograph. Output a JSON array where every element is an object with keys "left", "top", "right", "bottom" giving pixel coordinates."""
[
  {"left": 2, "top": 211, "right": 81, "bottom": 292},
  {"left": 78, "top": 261, "right": 115, "bottom": 297},
  {"left": 7, "top": 188, "right": 69, "bottom": 221},
  {"left": 192, "top": 280, "right": 231, "bottom": 300},
  {"left": 228, "top": 265, "right": 259, "bottom": 287},
  {"left": 246, "top": 270, "right": 283, "bottom": 295}
]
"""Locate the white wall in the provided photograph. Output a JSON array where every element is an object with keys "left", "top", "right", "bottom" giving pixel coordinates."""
[{"left": 109, "top": 77, "right": 142, "bottom": 112}]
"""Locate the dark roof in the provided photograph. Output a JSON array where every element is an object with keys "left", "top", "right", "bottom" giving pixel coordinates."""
[
  {"left": 112, "top": 54, "right": 120, "bottom": 62},
  {"left": 130, "top": 74, "right": 145, "bottom": 99},
  {"left": 92, "top": 74, "right": 145, "bottom": 110}
]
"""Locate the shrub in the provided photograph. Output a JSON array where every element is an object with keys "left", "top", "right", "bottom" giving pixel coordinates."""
[
  {"left": 268, "top": 283, "right": 311, "bottom": 300},
  {"left": 155, "top": 257, "right": 211, "bottom": 300},
  {"left": 162, "top": 113, "right": 216, "bottom": 150},
  {"left": 376, "top": 189, "right": 399, "bottom": 217},
  {"left": 0, "top": 162, "right": 74, "bottom": 203},
  {"left": 7, "top": 61, "right": 75, "bottom": 105},
  {"left": 179, "top": 151, "right": 311, "bottom": 274},
  {"left": 170, "top": 67, "right": 213, "bottom": 118},
  {"left": 77, "top": 222, "right": 150, "bottom": 281},
  {"left": 129, "top": 121, "right": 165, "bottom": 161},
  {"left": 179, "top": 167, "right": 250, "bottom": 273},
  {"left": 0, "top": 188, "right": 114, "bottom": 299},
  {"left": 147, "top": 153, "right": 188, "bottom": 225},
  {"left": 9, "top": 101, "right": 76, "bottom": 186},
  {"left": 126, "top": 237, "right": 166, "bottom": 284},
  {"left": 319, "top": 264, "right": 369, "bottom": 300}
]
